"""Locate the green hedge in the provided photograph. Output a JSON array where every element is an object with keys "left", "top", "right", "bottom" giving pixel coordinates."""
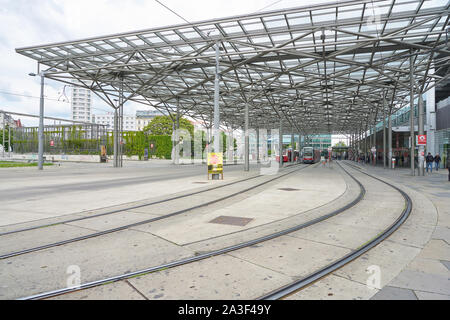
[
  {"left": 12, "top": 128, "right": 236, "bottom": 160},
  {"left": 114, "top": 132, "right": 173, "bottom": 160}
]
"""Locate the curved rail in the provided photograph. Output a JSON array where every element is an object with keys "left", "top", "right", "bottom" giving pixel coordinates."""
[
  {"left": 1, "top": 164, "right": 306, "bottom": 260},
  {"left": 19, "top": 160, "right": 366, "bottom": 300},
  {"left": 258, "top": 161, "right": 412, "bottom": 300}
]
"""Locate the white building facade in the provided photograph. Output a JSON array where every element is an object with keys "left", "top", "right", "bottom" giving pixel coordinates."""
[
  {"left": 136, "top": 110, "right": 166, "bottom": 131},
  {"left": 94, "top": 113, "right": 136, "bottom": 131},
  {"left": 71, "top": 82, "right": 92, "bottom": 122}
]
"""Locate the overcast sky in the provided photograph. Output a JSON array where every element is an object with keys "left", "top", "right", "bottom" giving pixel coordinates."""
[{"left": 0, "top": 0, "right": 348, "bottom": 142}]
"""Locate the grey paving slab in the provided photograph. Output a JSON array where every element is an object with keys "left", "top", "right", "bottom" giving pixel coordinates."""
[
  {"left": 125, "top": 254, "right": 293, "bottom": 300},
  {"left": 432, "top": 227, "right": 450, "bottom": 244},
  {"left": 0, "top": 211, "right": 87, "bottom": 234},
  {"left": 404, "top": 258, "right": 450, "bottom": 277},
  {"left": 387, "top": 223, "right": 435, "bottom": 249},
  {"left": 0, "top": 224, "right": 96, "bottom": 256},
  {"left": 334, "top": 241, "right": 421, "bottom": 288},
  {"left": 370, "top": 286, "right": 417, "bottom": 300},
  {"left": 66, "top": 211, "right": 160, "bottom": 232},
  {"left": 414, "top": 291, "right": 450, "bottom": 300},
  {"left": 287, "top": 221, "right": 382, "bottom": 250},
  {"left": 229, "top": 235, "right": 351, "bottom": 278},
  {"left": 416, "top": 240, "right": 450, "bottom": 261},
  {"left": 286, "top": 275, "right": 377, "bottom": 300},
  {"left": 441, "top": 260, "right": 450, "bottom": 271},
  {"left": 388, "top": 270, "right": 450, "bottom": 296}
]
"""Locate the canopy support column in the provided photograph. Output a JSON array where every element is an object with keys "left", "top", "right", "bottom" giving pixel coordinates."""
[
  {"left": 38, "top": 73, "right": 45, "bottom": 170},
  {"left": 113, "top": 106, "right": 119, "bottom": 168},
  {"left": 214, "top": 42, "right": 221, "bottom": 154},
  {"left": 244, "top": 104, "right": 249, "bottom": 172},
  {"left": 410, "top": 51, "right": 416, "bottom": 176},
  {"left": 2, "top": 111, "right": 5, "bottom": 159},
  {"left": 290, "top": 131, "right": 294, "bottom": 162},
  {"left": 175, "top": 107, "right": 180, "bottom": 165},
  {"left": 388, "top": 110, "right": 393, "bottom": 169},
  {"left": 383, "top": 96, "right": 387, "bottom": 169},
  {"left": 256, "top": 128, "right": 260, "bottom": 164},
  {"left": 418, "top": 94, "right": 425, "bottom": 176},
  {"left": 279, "top": 118, "right": 283, "bottom": 169}
]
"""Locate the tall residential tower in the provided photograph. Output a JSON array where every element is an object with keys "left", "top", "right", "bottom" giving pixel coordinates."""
[{"left": 71, "top": 81, "right": 92, "bottom": 122}]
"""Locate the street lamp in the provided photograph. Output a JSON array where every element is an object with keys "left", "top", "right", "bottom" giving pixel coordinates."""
[{"left": 29, "top": 68, "right": 57, "bottom": 170}]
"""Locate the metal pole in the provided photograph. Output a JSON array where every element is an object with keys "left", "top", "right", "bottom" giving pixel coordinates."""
[
  {"left": 214, "top": 42, "right": 221, "bottom": 154},
  {"left": 256, "top": 128, "right": 260, "bottom": 164},
  {"left": 418, "top": 94, "right": 425, "bottom": 176},
  {"left": 175, "top": 107, "right": 180, "bottom": 165},
  {"left": 290, "top": 131, "right": 294, "bottom": 162},
  {"left": 298, "top": 133, "right": 301, "bottom": 163},
  {"left": 172, "top": 120, "right": 176, "bottom": 164},
  {"left": 279, "top": 118, "right": 283, "bottom": 169},
  {"left": 228, "top": 128, "right": 234, "bottom": 164},
  {"left": 119, "top": 98, "right": 123, "bottom": 168},
  {"left": 113, "top": 107, "right": 118, "bottom": 168},
  {"left": 383, "top": 96, "right": 387, "bottom": 169},
  {"left": 410, "top": 51, "right": 416, "bottom": 176},
  {"left": 2, "top": 112, "right": 5, "bottom": 158},
  {"left": 350, "top": 135, "right": 353, "bottom": 160},
  {"left": 364, "top": 129, "right": 368, "bottom": 164},
  {"left": 38, "top": 73, "right": 45, "bottom": 170},
  {"left": 388, "top": 110, "right": 393, "bottom": 169},
  {"left": 244, "top": 103, "right": 249, "bottom": 172},
  {"left": 8, "top": 124, "right": 11, "bottom": 157},
  {"left": 120, "top": 77, "right": 124, "bottom": 167},
  {"left": 373, "top": 124, "right": 376, "bottom": 166}
]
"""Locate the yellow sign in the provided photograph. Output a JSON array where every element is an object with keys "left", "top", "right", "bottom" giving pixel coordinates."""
[{"left": 208, "top": 153, "right": 223, "bottom": 178}]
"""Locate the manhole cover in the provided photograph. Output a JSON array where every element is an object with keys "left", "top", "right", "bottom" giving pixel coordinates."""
[
  {"left": 278, "top": 188, "right": 301, "bottom": 191},
  {"left": 209, "top": 216, "right": 253, "bottom": 226}
]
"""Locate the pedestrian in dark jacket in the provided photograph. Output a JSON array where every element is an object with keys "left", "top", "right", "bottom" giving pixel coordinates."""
[
  {"left": 426, "top": 153, "right": 434, "bottom": 173},
  {"left": 447, "top": 156, "right": 450, "bottom": 182},
  {"left": 434, "top": 154, "right": 441, "bottom": 171}
]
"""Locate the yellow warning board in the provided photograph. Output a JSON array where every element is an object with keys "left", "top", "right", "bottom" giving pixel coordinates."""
[{"left": 208, "top": 153, "right": 224, "bottom": 178}]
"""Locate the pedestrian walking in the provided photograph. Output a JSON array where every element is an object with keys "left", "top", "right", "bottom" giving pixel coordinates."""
[
  {"left": 434, "top": 154, "right": 441, "bottom": 171},
  {"left": 447, "top": 155, "right": 450, "bottom": 182},
  {"left": 426, "top": 153, "right": 434, "bottom": 173}
]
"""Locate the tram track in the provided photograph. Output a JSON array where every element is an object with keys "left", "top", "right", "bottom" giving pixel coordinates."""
[
  {"left": 18, "top": 161, "right": 366, "bottom": 300},
  {"left": 258, "top": 161, "right": 412, "bottom": 300},
  {"left": 0, "top": 163, "right": 306, "bottom": 260}
]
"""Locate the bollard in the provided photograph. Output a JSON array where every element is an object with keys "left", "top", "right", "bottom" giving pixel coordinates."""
[{"left": 392, "top": 158, "right": 396, "bottom": 169}]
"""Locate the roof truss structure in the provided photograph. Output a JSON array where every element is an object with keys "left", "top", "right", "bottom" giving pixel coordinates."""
[{"left": 16, "top": 0, "right": 450, "bottom": 135}]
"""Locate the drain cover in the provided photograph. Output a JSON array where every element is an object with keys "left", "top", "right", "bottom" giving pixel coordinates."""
[
  {"left": 278, "top": 188, "right": 301, "bottom": 191},
  {"left": 193, "top": 182, "right": 209, "bottom": 184},
  {"left": 209, "top": 216, "right": 253, "bottom": 226}
]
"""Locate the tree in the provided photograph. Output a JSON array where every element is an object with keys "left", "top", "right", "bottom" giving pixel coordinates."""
[
  {"left": 143, "top": 116, "right": 194, "bottom": 138},
  {"left": 0, "top": 125, "right": 13, "bottom": 151},
  {"left": 334, "top": 141, "right": 347, "bottom": 147}
]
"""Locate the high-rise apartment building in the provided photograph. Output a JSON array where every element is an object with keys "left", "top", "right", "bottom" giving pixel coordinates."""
[{"left": 71, "top": 81, "right": 92, "bottom": 122}]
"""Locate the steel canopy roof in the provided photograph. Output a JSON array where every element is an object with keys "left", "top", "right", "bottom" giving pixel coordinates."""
[{"left": 16, "top": 0, "right": 450, "bottom": 135}]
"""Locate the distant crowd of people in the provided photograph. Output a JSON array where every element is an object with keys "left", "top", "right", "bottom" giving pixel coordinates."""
[{"left": 351, "top": 151, "right": 449, "bottom": 181}]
